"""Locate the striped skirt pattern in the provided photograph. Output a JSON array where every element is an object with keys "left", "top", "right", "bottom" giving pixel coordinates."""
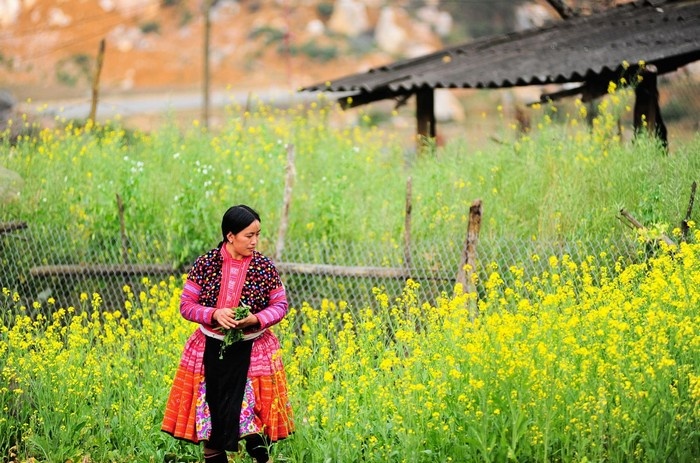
[{"left": 162, "top": 328, "right": 294, "bottom": 445}]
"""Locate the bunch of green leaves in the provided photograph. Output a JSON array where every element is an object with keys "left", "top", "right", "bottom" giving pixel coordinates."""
[{"left": 219, "top": 303, "right": 251, "bottom": 359}]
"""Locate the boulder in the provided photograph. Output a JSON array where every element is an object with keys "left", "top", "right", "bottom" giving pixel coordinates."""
[
  {"left": 48, "top": 8, "right": 72, "bottom": 27},
  {"left": 0, "top": 0, "right": 20, "bottom": 27},
  {"left": 416, "top": 5, "right": 453, "bottom": 37},
  {"left": 515, "top": 3, "right": 553, "bottom": 31},
  {"left": 0, "top": 90, "right": 14, "bottom": 112},
  {"left": 0, "top": 166, "right": 23, "bottom": 205},
  {"left": 435, "top": 90, "right": 465, "bottom": 123},
  {"left": 328, "top": 0, "right": 370, "bottom": 37},
  {"left": 306, "top": 19, "right": 325, "bottom": 37},
  {"left": 374, "top": 6, "right": 407, "bottom": 55}
]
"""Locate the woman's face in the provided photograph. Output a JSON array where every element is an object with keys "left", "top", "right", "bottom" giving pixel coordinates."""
[{"left": 226, "top": 220, "right": 260, "bottom": 259}]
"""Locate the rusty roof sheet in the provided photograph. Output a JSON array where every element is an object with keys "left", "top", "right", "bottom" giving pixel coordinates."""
[{"left": 301, "top": 0, "right": 700, "bottom": 99}]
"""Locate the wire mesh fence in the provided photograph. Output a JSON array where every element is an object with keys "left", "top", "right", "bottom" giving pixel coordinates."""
[{"left": 1, "top": 221, "right": 652, "bottom": 315}]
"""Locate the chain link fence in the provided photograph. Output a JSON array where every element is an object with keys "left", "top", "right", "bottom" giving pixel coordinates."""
[{"left": 1, "top": 221, "right": 650, "bottom": 315}]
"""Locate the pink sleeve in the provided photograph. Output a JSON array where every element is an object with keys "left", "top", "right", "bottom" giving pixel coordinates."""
[
  {"left": 255, "top": 286, "right": 288, "bottom": 330},
  {"left": 180, "top": 279, "right": 217, "bottom": 325}
]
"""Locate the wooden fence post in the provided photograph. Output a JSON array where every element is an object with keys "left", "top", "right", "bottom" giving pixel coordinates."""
[
  {"left": 681, "top": 181, "right": 697, "bottom": 242},
  {"left": 275, "top": 144, "right": 295, "bottom": 261},
  {"left": 456, "top": 199, "right": 482, "bottom": 319},
  {"left": 0, "top": 221, "right": 27, "bottom": 235},
  {"left": 618, "top": 208, "right": 675, "bottom": 247},
  {"left": 88, "top": 38, "right": 106, "bottom": 124},
  {"left": 116, "top": 194, "right": 129, "bottom": 264},
  {"left": 404, "top": 176, "right": 413, "bottom": 270}
]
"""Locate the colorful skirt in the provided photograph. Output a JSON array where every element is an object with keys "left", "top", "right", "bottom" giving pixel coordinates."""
[{"left": 161, "top": 328, "right": 294, "bottom": 447}]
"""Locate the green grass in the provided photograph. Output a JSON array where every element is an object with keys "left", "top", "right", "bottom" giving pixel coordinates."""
[{"left": 2, "top": 89, "right": 698, "bottom": 270}]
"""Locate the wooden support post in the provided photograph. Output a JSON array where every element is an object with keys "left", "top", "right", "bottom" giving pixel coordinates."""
[
  {"left": 456, "top": 199, "right": 482, "bottom": 318},
  {"left": 633, "top": 64, "right": 668, "bottom": 149},
  {"left": 275, "top": 144, "right": 295, "bottom": 261},
  {"left": 404, "top": 176, "right": 413, "bottom": 270},
  {"left": 415, "top": 88, "right": 436, "bottom": 149},
  {"left": 88, "top": 38, "right": 106, "bottom": 124}
]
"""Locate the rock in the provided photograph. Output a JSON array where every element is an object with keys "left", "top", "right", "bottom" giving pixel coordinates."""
[
  {"left": 0, "top": 166, "right": 23, "bottom": 205},
  {"left": 108, "top": 25, "right": 145, "bottom": 52},
  {"left": 515, "top": 3, "right": 553, "bottom": 31},
  {"left": 99, "top": 0, "right": 116, "bottom": 13},
  {"left": 0, "top": 90, "right": 16, "bottom": 140},
  {"left": 113, "top": 0, "right": 159, "bottom": 16},
  {"left": 416, "top": 5, "right": 453, "bottom": 37},
  {"left": 682, "top": 61, "right": 700, "bottom": 78},
  {"left": 374, "top": 6, "right": 407, "bottom": 55},
  {"left": 306, "top": 19, "right": 325, "bottom": 37},
  {"left": 0, "top": 0, "right": 20, "bottom": 27},
  {"left": 328, "top": 0, "right": 370, "bottom": 37},
  {"left": 48, "top": 8, "right": 72, "bottom": 27},
  {"left": 435, "top": 90, "right": 465, "bottom": 122},
  {"left": 404, "top": 43, "right": 436, "bottom": 59},
  {"left": 0, "top": 90, "right": 15, "bottom": 112}
]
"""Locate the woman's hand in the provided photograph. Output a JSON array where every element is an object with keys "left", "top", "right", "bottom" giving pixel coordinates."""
[
  {"left": 231, "top": 313, "right": 260, "bottom": 330},
  {"left": 213, "top": 308, "right": 236, "bottom": 329}
]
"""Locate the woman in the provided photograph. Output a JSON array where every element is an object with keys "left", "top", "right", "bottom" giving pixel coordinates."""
[{"left": 162, "top": 205, "right": 294, "bottom": 463}]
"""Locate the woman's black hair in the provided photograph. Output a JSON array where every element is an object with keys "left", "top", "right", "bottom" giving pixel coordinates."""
[{"left": 221, "top": 204, "right": 261, "bottom": 242}]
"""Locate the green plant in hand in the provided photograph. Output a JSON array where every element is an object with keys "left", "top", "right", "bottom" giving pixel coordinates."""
[{"left": 219, "top": 303, "right": 251, "bottom": 359}]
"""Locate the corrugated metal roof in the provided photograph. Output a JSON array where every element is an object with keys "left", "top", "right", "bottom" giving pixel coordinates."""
[{"left": 300, "top": 0, "right": 700, "bottom": 103}]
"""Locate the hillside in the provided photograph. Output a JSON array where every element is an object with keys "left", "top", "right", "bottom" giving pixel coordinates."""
[
  {"left": 2, "top": 0, "right": 696, "bottom": 143},
  {"left": 0, "top": 0, "right": 456, "bottom": 101}
]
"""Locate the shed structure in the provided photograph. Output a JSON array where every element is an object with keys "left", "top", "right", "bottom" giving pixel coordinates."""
[{"left": 300, "top": 0, "right": 700, "bottom": 146}]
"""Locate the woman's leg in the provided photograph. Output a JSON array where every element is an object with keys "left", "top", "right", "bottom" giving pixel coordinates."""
[
  {"left": 203, "top": 447, "right": 228, "bottom": 463},
  {"left": 244, "top": 434, "right": 271, "bottom": 463}
]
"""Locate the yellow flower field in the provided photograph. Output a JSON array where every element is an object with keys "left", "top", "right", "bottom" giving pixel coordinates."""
[{"left": 2, "top": 233, "right": 699, "bottom": 462}]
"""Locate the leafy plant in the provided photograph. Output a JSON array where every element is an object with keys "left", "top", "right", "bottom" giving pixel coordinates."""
[
  {"left": 249, "top": 26, "right": 286, "bottom": 45},
  {"left": 55, "top": 53, "right": 92, "bottom": 87},
  {"left": 284, "top": 41, "right": 338, "bottom": 62},
  {"left": 140, "top": 20, "right": 161, "bottom": 34},
  {"left": 316, "top": 2, "right": 333, "bottom": 20},
  {"left": 218, "top": 303, "right": 251, "bottom": 358}
]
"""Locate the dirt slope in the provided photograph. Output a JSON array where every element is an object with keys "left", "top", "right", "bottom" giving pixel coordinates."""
[{"left": 0, "top": 0, "right": 393, "bottom": 101}]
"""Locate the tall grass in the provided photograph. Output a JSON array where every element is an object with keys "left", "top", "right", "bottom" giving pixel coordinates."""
[{"left": 2, "top": 88, "right": 698, "bottom": 269}]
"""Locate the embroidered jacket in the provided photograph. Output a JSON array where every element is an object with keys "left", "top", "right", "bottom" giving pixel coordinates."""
[{"left": 179, "top": 245, "right": 288, "bottom": 331}]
